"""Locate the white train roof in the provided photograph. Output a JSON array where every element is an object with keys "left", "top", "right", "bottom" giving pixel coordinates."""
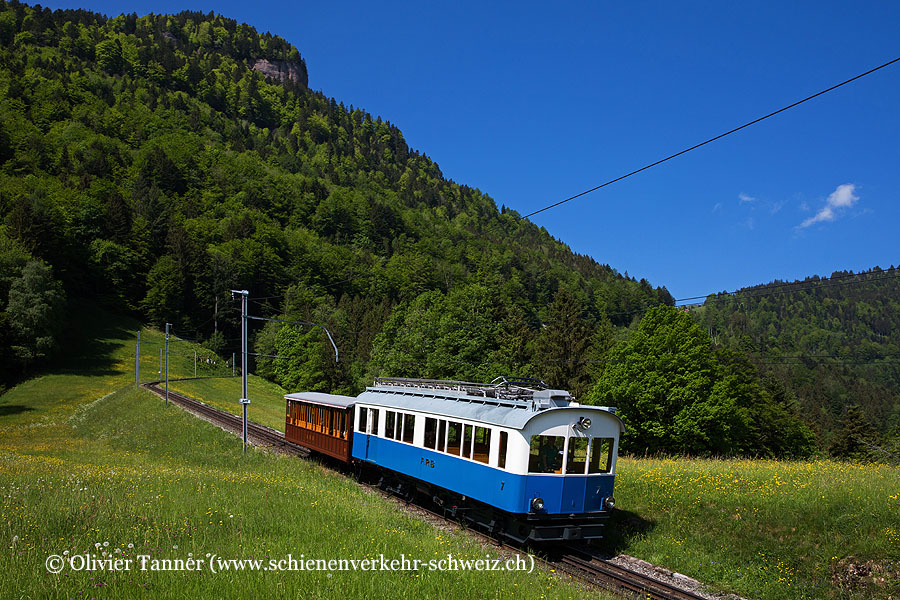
[{"left": 355, "top": 379, "right": 624, "bottom": 432}]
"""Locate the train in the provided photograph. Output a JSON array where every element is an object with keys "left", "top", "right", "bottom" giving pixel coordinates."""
[{"left": 284, "top": 376, "right": 624, "bottom": 543}]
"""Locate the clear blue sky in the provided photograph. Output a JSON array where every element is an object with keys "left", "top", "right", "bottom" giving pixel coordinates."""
[{"left": 43, "top": 0, "right": 900, "bottom": 301}]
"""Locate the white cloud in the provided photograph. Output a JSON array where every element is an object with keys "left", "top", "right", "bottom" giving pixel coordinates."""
[
  {"left": 827, "top": 183, "right": 858, "bottom": 208},
  {"left": 739, "top": 193, "right": 757, "bottom": 203},
  {"left": 712, "top": 202, "right": 722, "bottom": 212},
  {"left": 798, "top": 184, "right": 859, "bottom": 229}
]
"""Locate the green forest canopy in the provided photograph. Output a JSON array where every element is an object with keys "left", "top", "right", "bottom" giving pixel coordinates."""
[{"left": 0, "top": 1, "right": 896, "bottom": 459}]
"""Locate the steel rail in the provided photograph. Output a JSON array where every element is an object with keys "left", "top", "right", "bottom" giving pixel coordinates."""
[{"left": 557, "top": 551, "right": 712, "bottom": 600}]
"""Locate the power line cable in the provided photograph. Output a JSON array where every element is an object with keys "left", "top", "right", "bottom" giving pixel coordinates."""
[{"left": 522, "top": 55, "right": 900, "bottom": 219}]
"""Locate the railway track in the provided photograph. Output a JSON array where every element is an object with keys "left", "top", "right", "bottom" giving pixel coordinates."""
[
  {"left": 140, "top": 379, "right": 720, "bottom": 600},
  {"left": 557, "top": 550, "right": 712, "bottom": 600},
  {"left": 367, "top": 482, "right": 713, "bottom": 600}
]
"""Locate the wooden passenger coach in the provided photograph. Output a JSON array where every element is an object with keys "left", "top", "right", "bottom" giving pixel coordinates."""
[{"left": 284, "top": 392, "right": 356, "bottom": 462}]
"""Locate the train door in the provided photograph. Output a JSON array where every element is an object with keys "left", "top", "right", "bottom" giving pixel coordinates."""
[{"left": 365, "top": 408, "right": 379, "bottom": 462}]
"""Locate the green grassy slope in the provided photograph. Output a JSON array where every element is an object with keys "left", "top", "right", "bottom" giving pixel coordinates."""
[
  {"left": 169, "top": 376, "right": 290, "bottom": 432},
  {"left": 610, "top": 457, "right": 900, "bottom": 600},
  {"left": 0, "top": 316, "right": 604, "bottom": 599}
]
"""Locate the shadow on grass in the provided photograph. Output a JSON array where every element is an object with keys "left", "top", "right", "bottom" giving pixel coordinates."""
[
  {"left": 1, "top": 300, "right": 139, "bottom": 393},
  {"left": 0, "top": 405, "right": 34, "bottom": 416},
  {"left": 53, "top": 299, "right": 138, "bottom": 377},
  {"left": 590, "top": 508, "right": 656, "bottom": 557}
]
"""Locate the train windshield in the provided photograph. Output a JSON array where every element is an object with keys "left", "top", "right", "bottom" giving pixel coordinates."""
[
  {"left": 588, "top": 438, "right": 613, "bottom": 474},
  {"left": 565, "top": 437, "right": 589, "bottom": 474},
  {"left": 529, "top": 435, "right": 615, "bottom": 474},
  {"left": 528, "top": 435, "right": 564, "bottom": 473}
]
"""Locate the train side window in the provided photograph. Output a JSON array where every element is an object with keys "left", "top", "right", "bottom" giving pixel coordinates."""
[
  {"left": 385, "top": 411, "right": 396, "bottom": 440},
  {"left": 566, "top": 437, "right": 589, "bottom": 474},
  {"left": 498, "top": 431, "right": 508, "bottom": 469},
  {"left": 402, "top": 413, "right": 415, "bottom": 444},
  {"left": 528, "top": 435, "right": 564, "bottom": 473},
  {"left": 462, "top": 425, "right": 473, "bottom": 459},
  {"left": 370, "top": 409, "right": 379, "bottom": 435},
  {"left": 446, "top": 421, "right": 462, "bottom": 456},
  {"left": 337, "top": 411, "right": 346, "bottom": 438},
  {"left": 424, "top": 418, "right": 437, "bottom": 449},
  {"left": 437, "top": 420, "right": 446, "bottom": 452},
  {"left": 473, "top": 426, "right": 490, "bottom": 464},
  {"left": 588, "top": 438, "right": 613, "bottom": 474},
  {"left": 358, "top": 406, "right": 368, "bottom": 433}
]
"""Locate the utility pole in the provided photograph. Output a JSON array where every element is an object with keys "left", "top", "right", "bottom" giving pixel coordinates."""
[
  {"left": 165, "top": 323, "right": 171, "bottom": 407},
  {"left": 159, "top": 348, "right": 162, "bottom": 376},
  {"left": 232, "top": 352, "right": 235, "bottom": 377},
  {"left": 194, "top": 350, "right": 197, "bottom": 378},
  {"left": 231, "top": 290, "right": 250, "bottom": 452},
  {"left": 135, "top": 330, "right": 140, "bottom": 386},
  {"left": 227, "top": 291, "right": 338, "bottom": 455}
]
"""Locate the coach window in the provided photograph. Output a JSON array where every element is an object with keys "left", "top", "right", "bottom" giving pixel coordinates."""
[
  {"left": 446, "top": 421, "right": 462, "bottom": 456},
  {"left": 424, "top": 418, "right": 437, "bottom": 449},
  {"left": 566, "top": 437, "right": 589, "bottom": 474},
  {"left": 357, "top": 406, "right": 368, "bottom": 433},
  {"left": 437, "top": 420, "right": 446, "bottom": 452},
  {"left": 473, "top": 426, "right": 491, "bottom": 464},
  {"left": 588, "top": 438, "right": 613, "bottom": 474},
  {"left": 402, "top": 413, "right": 415, "bottom": 444},
  {"left": 385, "top": 411, "right": 396, "bottom": 440},
  {"left": 528, "top": 435, "right": 564, "bottom": 474},
  {"left": 462, "top": 424, "right": 473, "bottom": 459},
  {"left": 370, "top": 408, "right": 379, "bottom": 435},
  {"left": 498, "top": 431, "right": 508, "bottom": 469}
]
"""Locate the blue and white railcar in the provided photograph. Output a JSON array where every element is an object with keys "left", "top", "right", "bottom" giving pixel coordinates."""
[{"left": 351, "top": 377, "right": 624, "bottom": 542}]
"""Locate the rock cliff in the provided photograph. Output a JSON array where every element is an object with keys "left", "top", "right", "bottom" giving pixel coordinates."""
[{"left": 252, "top": 59, "right": 308, "bottom": 88}]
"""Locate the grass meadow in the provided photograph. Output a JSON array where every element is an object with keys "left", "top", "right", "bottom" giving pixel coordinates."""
[
  {"left": 169, "top": 376, "right": 289, "bottom": 433},
  {"left": 166, "top": 349, "right": 900, "bottom": 599},
  {"left": 0, "top": 315, "right": 601, "bottom": 600},
  {"left": 2, "top": 315, "right": 898, "bottom": 599},
  {"left": 610, "top": 457, "right": 900, "bottom": 600}
]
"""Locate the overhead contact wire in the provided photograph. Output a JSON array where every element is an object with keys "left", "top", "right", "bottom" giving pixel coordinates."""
[{"left": 522, "top": 55, "right": 900, "bottom": 219}]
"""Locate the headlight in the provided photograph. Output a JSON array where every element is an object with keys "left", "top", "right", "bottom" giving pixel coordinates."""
[
  {"left": 604, "top": 496, "right": 615, "bottom": 510},
  {"left": 531, "top": 497, "right": 545, "bottom": 512},
  {"left": 574, "top": 417, "right": 592, "bottom": 431}
]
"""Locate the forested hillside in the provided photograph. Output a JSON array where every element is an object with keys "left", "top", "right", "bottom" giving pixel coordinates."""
[
  {"left": 3, "top": 1, "right": 895, "bottom": 460},
  {"left": 692, "top": 268, "right": 900, "bottom": 459},
  {"left": 0, "top": 1, "right": 671, "bottom": 397}
]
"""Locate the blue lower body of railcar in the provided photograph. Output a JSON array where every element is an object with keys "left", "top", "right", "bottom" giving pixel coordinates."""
[{"left": 352, "top": 432, "right": 615, "bottom": 516}]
